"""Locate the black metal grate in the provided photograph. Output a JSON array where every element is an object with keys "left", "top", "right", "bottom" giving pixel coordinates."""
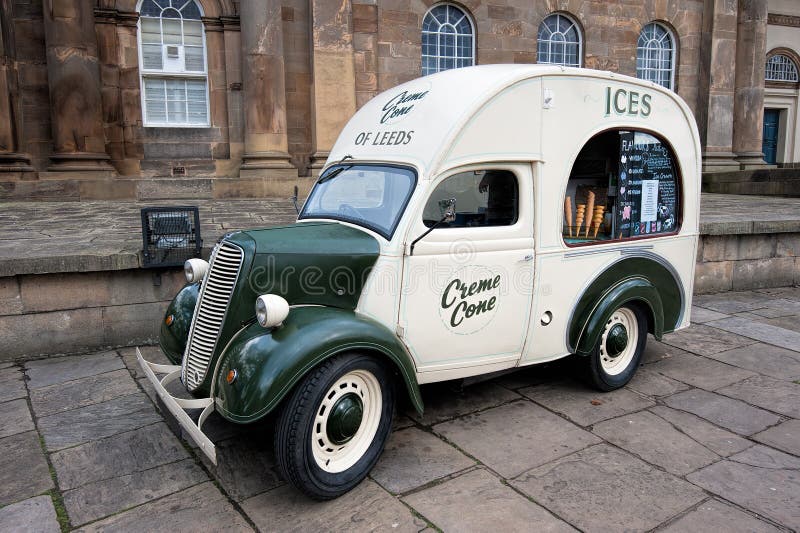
[{"left": 141, "top": 206, "right": 202, "bottom": 268}]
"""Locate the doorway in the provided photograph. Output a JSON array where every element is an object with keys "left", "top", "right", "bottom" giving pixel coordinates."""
[{"left": 762, "top": 108, "right": 780, "bottom": 164}]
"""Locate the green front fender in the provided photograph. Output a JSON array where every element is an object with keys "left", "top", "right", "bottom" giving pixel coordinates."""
[
  {"left": 159, "top": 282, "right": 199, "bottom": 364},
  {"left": 214, "top": 306, "right": 423, "bottom": 423},
  {"left": 573, "top": 277, "right": 664, "bottom": 355}
]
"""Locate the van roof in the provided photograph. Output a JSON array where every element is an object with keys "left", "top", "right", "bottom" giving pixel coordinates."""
[{"left": 328, "top": 64, "right": 700, "bottom": 180}]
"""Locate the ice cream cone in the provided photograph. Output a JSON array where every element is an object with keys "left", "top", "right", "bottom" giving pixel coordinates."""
[
  {"left": 592, "top": 205, "right": 605, "bottom": 238},
  {"left": 575, "top": 204, "right": 586, "bottom": 236},
  {"left": 564, "top": 196, "right": 573, "bottom": 237},
  {"left": 585, "top": 192, "right": 595, "bottom": 237}
]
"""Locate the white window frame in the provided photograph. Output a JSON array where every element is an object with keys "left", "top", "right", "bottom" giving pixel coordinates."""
[
  {"left": 136, "top": 0, "right": 211, "bottom": 128},
  {"left": 537, "top": 13, "right": 583, "bottom": 67},
  {"left": 765, "top": 54, "right": 800, "bottom": 82},
  {"left": 636, "top": 22, "right": 676, "bottom": 90},
  {"left": 421, "top": 3, "right": 476, "bottom": 76}
]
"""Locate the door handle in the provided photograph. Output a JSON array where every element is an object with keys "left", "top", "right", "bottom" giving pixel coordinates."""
[{"left": 522, "top": 254, "right": 533, "bottom": 262}]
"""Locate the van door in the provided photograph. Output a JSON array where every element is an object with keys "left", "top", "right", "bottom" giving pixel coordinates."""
[{"left": 398, "top": 165, "right": 534, "bottom": 380}]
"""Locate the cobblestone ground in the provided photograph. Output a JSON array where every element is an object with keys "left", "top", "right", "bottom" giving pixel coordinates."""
[{"left": 2, "top": 287, "right": 800, "bottom": 531}]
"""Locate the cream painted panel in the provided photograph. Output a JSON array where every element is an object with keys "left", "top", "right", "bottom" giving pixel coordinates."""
[
  {"left": 521, "top": 234, "right": 697, "bottom": 364},
  {"left": 356, "top": 254, "right": 403, "bottom": 331},
  {"left": 442, "top": 79, "right": 542, "bottom": 169}
]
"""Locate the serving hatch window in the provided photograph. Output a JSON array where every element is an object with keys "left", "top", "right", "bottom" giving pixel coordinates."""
[
  {"left": 299, "top": 164, "right": 417, "bottom": 239},
  {"left": 563, "top": 130, "right": 680, "bottom": 245}
]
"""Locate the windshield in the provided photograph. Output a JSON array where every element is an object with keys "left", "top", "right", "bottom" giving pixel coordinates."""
[{"left": 299, "top": 164, "right": 417, "bottom": 239}]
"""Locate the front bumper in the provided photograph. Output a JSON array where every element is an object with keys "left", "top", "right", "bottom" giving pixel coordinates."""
[{"left": 137, "top": 348, "right": 217, "bottom": 465}]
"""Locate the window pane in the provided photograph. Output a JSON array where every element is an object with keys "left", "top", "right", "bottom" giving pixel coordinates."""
[
  {"left": 144, "top": 79, "right": 166, "bottom": 122},
  {"left": 183, "top": 20, "right": 203, "bottom": 45},
  {"left": 423, "top": 170, "right": 518, "bottom": 228},
  {"left": 140, "top": 0, "right": 161, "bottom": 17},
  {"left": 180, "top": 0, "right": 202, "bottom": 20},
  {"left": 636, "top": 23, "right": 674, "bottom": 89},
  {"left": 141, "top": 44, "right": 163, "bottom": 69},
  {"left": 538, "top": 14, "right": 581, "bottom": 66},
  {"left": 162, "top": 18, "right": 182, "bottom": 44},
  {"left": 140, "top": 18, "right": 161, "bottom": 44},
  {"left": 184, "top": 46, "right": 205, "bottom": 71},
  {"left": 186, "top": 80, "right": 207, "bottom": 124}
]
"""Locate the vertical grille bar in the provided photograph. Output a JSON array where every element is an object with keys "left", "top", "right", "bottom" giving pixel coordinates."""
[{"left": 181, "top": 241, "right": 243, "bottom": 390}]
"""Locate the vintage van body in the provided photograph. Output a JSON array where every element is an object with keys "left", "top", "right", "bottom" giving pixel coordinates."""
[{"left": 140, "top": 64, "right": 700, "bottom": 499}]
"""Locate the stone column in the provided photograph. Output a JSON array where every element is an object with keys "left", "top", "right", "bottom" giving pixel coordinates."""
[
  {"left": 0, "top": 0, "right": 34, "bottom": 177},
  {"left": 42, "top": 0, "right": 113, "bottom": 175},
  {"left": 696, "top": 0, "right": 740, "bottom": 172},
  {"left": 309, "top": 0, "right": 357, "bottom": 174},
  {"left": 239, "top": 0, "right": 295, "bottom": 178},
  {"left": 221, "top": 16, "right": 244, "bottom": 169},
  {"left": 732, "top": 0, "right": 769, "bottom": 168}
]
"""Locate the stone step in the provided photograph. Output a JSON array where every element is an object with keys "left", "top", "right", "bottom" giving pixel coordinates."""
[
  {"left": 703, "top": 168, "right": 800, "bottom": 196},
  {"left": 0, "top": 175, "right": 315, "bottom": 201}
]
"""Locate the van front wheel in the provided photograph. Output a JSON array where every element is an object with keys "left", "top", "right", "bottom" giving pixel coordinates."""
[
  {"left": 274, "top": 353, "right": 394, "bottom": 500},
  {"left": 587, "top": 305, "right": 647, "bottom": 391}
]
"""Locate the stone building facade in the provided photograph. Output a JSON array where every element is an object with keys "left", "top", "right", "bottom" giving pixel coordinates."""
[{"left": 0, "top": 0, "right": 796, "bottom": 201}]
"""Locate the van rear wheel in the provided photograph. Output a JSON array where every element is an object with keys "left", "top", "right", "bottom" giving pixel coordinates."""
[
  {"left": 274, "top": 353, "right": 394, "bottom": 500},
  {"left": 586, "top": 305, "right": 647, "bottom": 391}
]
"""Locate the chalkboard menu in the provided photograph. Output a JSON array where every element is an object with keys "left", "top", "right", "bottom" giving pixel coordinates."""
[{"left": 615, "top": 131, "right": 678, "bottom": 238}]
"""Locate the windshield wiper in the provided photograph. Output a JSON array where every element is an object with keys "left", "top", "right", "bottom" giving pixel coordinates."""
[{"left": 317, "top": 154, "right": 353, "bottom": 184}]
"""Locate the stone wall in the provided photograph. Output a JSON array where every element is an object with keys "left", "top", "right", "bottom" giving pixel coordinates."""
[
  {"left": 0, "top": 268, "right": 184, "bottom": 360},
  {"left": 694, "top": 232, "right": 800, "bottom": 293},
  {"left": 1, "top": 231, "right": 797, "bottom": 360}
]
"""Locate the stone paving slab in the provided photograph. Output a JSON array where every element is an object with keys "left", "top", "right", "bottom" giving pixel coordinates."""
[
  {"left": 74, "top": 482, "right": 253, "bottom": 533},
  {"left": 664, "top": 389, "right": 781, "bottom": 436},
  {"left": 648, "top": 406, "right": 753, "bottom": 457},
  {"left": 707, "top": 316, "right": 800, "bottom": 352},
  {"left": 199, "top": 430, "right": 283, "bottom": 502},
  {"left": 434, "top": 400, "right": 600, "bottom": 478},
  {"left": 717, "top": 375, "right": 800, "bottom": 419},
  {"left": 37, "top": 392, "right": 161, "bottom": 451},
  {"left": 241, "top": 480, "right": 426, "bottom": 532},
  {"left": 0, "top": 398, "right": 35, "bottom": 438},
  {"left": 706, "top": 342, "right": 800, "bottom": 380},
  {"left": 753, "top": 419, "right": 800, "bottom": 457},
  {"left": 0, "top": 495, "right": 61, "bottom": 533},
  {"left": 370, "top": 426, "right": 474, "bottom": 494},
  {"left": 63, "top": 459, "right": 207, "bottom": 527},
  {"left": 403, "top": 468, "right": 576, "bottom": 533},
  {"left": 660, "top": 499, "right": 782, "bottom": 533},
  {"left": 689, "top": 306, "right": 730, "bottom": 323},
  {"left": 660, "top": 324, "right": 758, "bottom": 356},
  {"left": 592, "top": 411, "right": 720, "bottom": 476},
  {"left": 520, "top": 380, "right": 655, "bottom": 426},
  {"left": 25, "top": 351, "right": 124, "bottom": 390},
  {"left": 693, "top": 291, "right": 777, "bottom": 314},
  {"left": 406, "top": 381, "right": 520, "bottom": 426},
  {"left": 30, "top": 368, "right": 139, "bottom": 418},
  {"left": 51, "top": 422, "right": 189, "bottom": 491},
  {"left": 645, "top": 352, "right": 757, "bottom": 390},
  {"left": 511, "top": 444, "right": 707, "bottom": 532},
  {"left": 0, "top": 431, "right": 53, "bottom": 506},
  {"left": 687, "top": 446, "right": 800, "bottom": 529},
  {"left": 625, "top": 367, "right": 690, "bottom": 398},
  {"left": 0, "top": 366, "right": 26, "bottom": 403}
]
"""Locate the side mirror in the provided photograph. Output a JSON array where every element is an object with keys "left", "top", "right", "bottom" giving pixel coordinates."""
[
  {"left": 439, "top": 198, "right": 456, "bottom": 223},
  {"left": 409, "top": 198, "right": 457, "bottom": 256}
]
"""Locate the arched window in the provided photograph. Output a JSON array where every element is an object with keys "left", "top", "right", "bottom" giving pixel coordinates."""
[
  {"left": 637, "top": 23, "right": 675, "bottom": 90},
  {"left": 765, "top": 54, "right": 799, "bottom": 82},
  {"left": 421, "top": 4, "right": 475, "bottom": 76},
  {"left": 537, "top": 13, "right": 582, "bottom": 67},
  {"left": 138, "top": 0, "right": 209, "bottom": 126}
]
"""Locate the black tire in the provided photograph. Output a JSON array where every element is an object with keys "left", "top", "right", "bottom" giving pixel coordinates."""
[
  {"left": 274, "top": 353, "right": 395, "bottom": 500},
  {"left": 586, "top": 304, "right": 647, "bottom": 391}
]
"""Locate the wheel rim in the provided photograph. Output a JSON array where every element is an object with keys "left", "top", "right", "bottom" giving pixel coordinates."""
[
  {"left": 312, "top": 369, "right": 382, "bottom": 473},
  {"left": 599, "top": 307, "right": 639, "bottom": 376}
]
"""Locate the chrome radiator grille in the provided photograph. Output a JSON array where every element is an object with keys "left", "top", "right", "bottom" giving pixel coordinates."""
[{"left": 182, "top": 241, "right": 243, "bottom": 391}]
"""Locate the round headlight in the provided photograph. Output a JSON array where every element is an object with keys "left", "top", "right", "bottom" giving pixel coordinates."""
[
  {"left": 255, "top": 294, "right": 290, "bottom": 328},
  {"left": 184, "top": 258, "right": 209, "bottom": 283}
]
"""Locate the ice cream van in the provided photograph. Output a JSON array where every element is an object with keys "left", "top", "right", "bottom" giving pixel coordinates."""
[{"left": 139, "top": 64, "right": 700, "bottom": 499}]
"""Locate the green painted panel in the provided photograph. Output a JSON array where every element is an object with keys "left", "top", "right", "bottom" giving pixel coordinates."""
[
  {"left": 569, "top": 256, "right": 682, "bottom": 354},
  {"left": 189, "top": 223, "right": 380, "bottom": 394},
  {"left": 214, "top": 306, "right": 423, "bottom": 423},
  {"left": 158, "top": 282, "right": 199, "bottom": 364}
]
